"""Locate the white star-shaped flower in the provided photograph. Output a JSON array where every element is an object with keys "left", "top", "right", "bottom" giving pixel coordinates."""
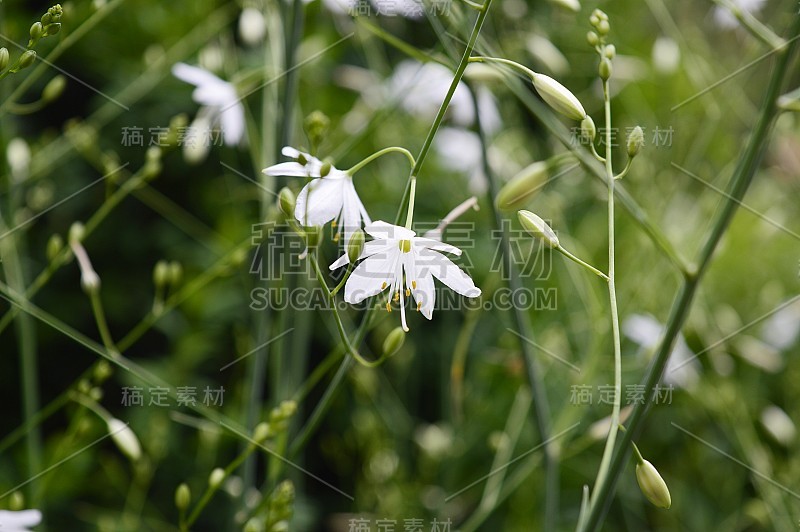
[
  {"left": 172, "top": 63, "right": 245, "bottom": 148},
  {"left": 0, "top": 509, "right": 42, "bottom": 532},
  {"left": 263, "top": 147, "right": 371, "bottom": 247},
  {"left": 331, "top": 221, "right": 481, "bottom": 331}
]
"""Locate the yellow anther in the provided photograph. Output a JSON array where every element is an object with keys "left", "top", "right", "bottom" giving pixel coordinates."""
[
  {"left": 394, "top": 292, "right": 399, "bottom": 302},
  {"left": 412, "top": 280, "right": 417, "bottom": 289},
  {"left": 381, "top": 282, "right": 387, "bottom": 289},
  {"left": 386, "top": 302, "right": 391, "bottom": 312},
  {"left": 405, "top": 289, "right": 410, "bottom": 297}
]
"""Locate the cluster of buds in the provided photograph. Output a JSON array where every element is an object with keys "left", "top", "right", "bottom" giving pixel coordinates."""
[
  {"left": 587, "top": 10, "right": 614, "bottom": 81},
  {"left": 253, "top": 400, "right": 298, "bottom": 444},
  {"left": 263, "top": 480, "right": 295, "bottom": 532}
]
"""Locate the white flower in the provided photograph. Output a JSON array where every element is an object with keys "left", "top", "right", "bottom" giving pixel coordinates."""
[
  {"left": 713, "top": 0, "right": 766, "bottom": 28},
  {"left": 172, "top": 63, "right": 245, "bottom": 152},
  {"left": 263, "top": 147, "right": 371, "bottom": 247},
  {"left": 0, "top": 509, "right": 43, "bottom": 531},
  {"left": 331, "top": 221, "right": 481, "bottom": 331},
  {"left": 238, "top": 7, "right": 266, "bottom": 46}
]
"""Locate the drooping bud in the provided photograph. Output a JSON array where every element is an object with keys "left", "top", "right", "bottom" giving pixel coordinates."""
[
  {"left": 599, "top": 58, "right": 612, "bottom": 81},
  {"left": 8, "top": 491, "right": 25, "bottom": 511},
  {"left": 47, "top": 234, "right": 63, "bottom": 261},
  {"left": 382, "top": 326, "right": 406, "bottom": 358},
  {"left": 347, "top": 229, "right": 365, "bottom": 264},
  {"left": 209, "top": 467, "right": 226, "bottom": 489},
  {"left": 277, "top": 187, "right": 296, "bottom": 218},
  {"left": 174, "top": 483, "right": 191, "bottom": 511},
  {"left": 0, "top": 48, "right": 9, "bottom": 70},
  {"left": 18, "top": 50, "right": 37, "bottom": 70},
  {"left": 635, "top": 459, "right": 672, "bottom": 509},
  {"left": 495, "top": 161, "right": 549, "bottom": 212},
  {"left": 626, "top": 126, "right": 644, "bottom": 158},
  {"left": 42, "top": 75, "right": 67, "bottom": 102},
  {"left": 596, "top": 19, "right": 610, "bottom": 35},
  {"left": 532, "top": 73, "right": 586, "bottom": 121},
  {"left": 81, "top": 269, "right": 101, "bottom": 294},
  {"left": 581, "top": 115, "right": 596, "bottom": 143},
  {"left": 518, "top": 210, "right": 560, "bottom": 248},
  {"left": 108, "top": 418, "right": 142, "bottom": 461}
]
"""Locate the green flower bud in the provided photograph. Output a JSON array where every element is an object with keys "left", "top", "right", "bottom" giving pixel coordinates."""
[
  {"left": 41, "top": 13, "right": 53, "bottom": 26},
  {"left": 174, "top": 483, "right": 191, "bottom": 511},
  {"left": 146, "top": 146, "right": 162, "bottom": 164},
  {"left": 604, "top": 44, "right": 616, "bottom": 59},
  {"left": 596, "top": 19, "right": 610, "bottom": 35},
  {"left": 47, "top": 233, "right": 63, "bottom": 261},
  {"left": 9, "top": 491, "right": 25, "bottom": 511},
  {"left": 108, "top": 418, "right": 142, "bottom": 461},
  {"left": 581, "top": 115, "right": 596, "bottom": 143},
  {"left": 592, "top": 9, "right": 608, "bottom": 21},
  {"left": 303, "top": 225, "right": 322, "bottom": 249},
  {"left": 42, "top": 75, "right": 67, "bottom": 102},
  {"left": 382, "top": 326, "right": 406, "bottom": 358},
  {"left": 153, "top": 260, "right": 170, "bottom": 287},
  {"left": 319, "top": 162, "right": 332, "bottom": 178},
  {"left": 626, "top": 126, "right": 644, "bottom": 158},
  {"left": 18, "top": 50, "right": 37, "bottom": 70},
  {"left": 599, "top": 58, "right": 612, "bottom": 81},
  {"left": 209, "top": 467, "right": 226, "bottom": 489},
  {"left": 518, "top": 210, "right": 560, "bottom": 248},
  {"left": 586, "top": 31, "right": 599, "bottom": 47},
  {"left": 168, "top": 261, "right": 183, "bottom": 286},
  {"left": 45, "top": 23, "right": 62, "bottom": 36},
  {"left": 49, "top": 4, "right": 63, "bottom": 22},
  {"left": 278, "top": 187, "right": 296, "bottom": 218},
  {"left": 635, "top": 459, "right": 671, "bottom": 509},
  {"left": 532, "top": 73, "right": 586, "bottom": 121},
  {"left": 88, "top": 387, "right": 103, "bottom": 401},
  {"left": 279, "top": 400, "right": 297, "bottom": 419},
  {"left": 0, "top": 48, "right": 9, "bottom": 70},
  {"left": 93, "top": 360, "right": 113, "bottom": 383},
  {"left": 303, "top": 110, "right": 330, "bottom": 148},
  {"left": 347, "top": 229, "right": 365, "bottom": 264},
  {"left": 589, "top": 14, "right": 600, "bottom": 27},
  {"left": 243, "top": 518, "right": 261, "bottom": 532},
  {"left": 253, "top": 422, "right": 271, "bottom": 443},
  {"left": 495, "top": 161, "right": 549, "bottom": 212},
  {"left": 30, "top": 22, "right": 45, "bottom": 40},
  {"left": 69, "top": 221, "right": 85, "bottom": 243}
]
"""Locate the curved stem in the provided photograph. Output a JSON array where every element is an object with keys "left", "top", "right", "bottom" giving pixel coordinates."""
[
  {"left": 557, "top": 246, "right": 609, "bottom": 281},
  {"left": 345, "top": 146, "right": 416, "bottom": 175},
  {"left": 468, "top": 56, "right": 536, "bottom": 80}
]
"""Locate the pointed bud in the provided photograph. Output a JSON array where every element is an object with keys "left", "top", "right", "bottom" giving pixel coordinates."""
[
  {"left": 347, "top": 229, "right": 365, "bottom": 263},
  {"left": 108, "top": 418, "right": 142, "bottom": 461},
  {"left": 635, "top": 459, "right": 672, "bottom": 509},
  {"left": 495, "top": 161, "right": 549, "bottom": 212},
  {"left": 18, "top": 50, "right": 37, "bottom": 70},
  {"left": 174, "top": 483, "right": 191, "bottom": 511},
  {"left": 532, "top": 73, "right": 586, "bottom": 121},
  {"left": 581, "top": 115, "right": 596, "bottom": 143},
  {"left": 30, "top": 22, "right": 45, "bottom": 40},
  {"left": 47, "top": 234, "right": 63, "bottom": 261},
  {"left": 599, "top": 58, "right": 612, "bottom": 81},
  {"left": 626, "top": 126, "right": 644, "bottom": 158},
  {"left": 0, "top": 48, "right": 9, "bottom": 70},
  {"left": 209, "top": 468, "right": 226, "bottom": 489},
  {"left": 382, "top": 326, "right": 406, "bottom": 358},
  {"left": 42, "top": 75, "right": 66, "bottom": 102},
  {"left": 278, "top": 187, "right": 296, "bottom": 218},
  {"left": 518, "top": 210, "right": 560, "bottom": 248}
]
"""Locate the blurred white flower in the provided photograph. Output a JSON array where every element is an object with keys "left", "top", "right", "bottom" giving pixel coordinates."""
[
  {"left": 760, "top": 298, "right": 800, "bottom": 350},
  {"left": 172, "top": 63, "right": 245, "bottom": 163},
  {"left": 263, "top": 147, "right": 371, "bottom": 247},
  {"left": 713, "top": 0, "right": 766, "bottom": 29},
  {"left": 623, "top": 313, "right": 700, "bottom": 389},
  {"left": 652, "top": 36, "right": 680, "bottom": 75},
  {"left": 238, "top": 7, "right": 266, "bottom": 46},
  {"left": 0, "top": 509, "right": 42, "bottom": 531},
  {"left": 760, "top": 405, "right": 796, "bottom": 446},
  {"left": 331, "top": 221, "right": 481, "bottom": 330},
  {"left": 6, "top": 137, "right": 31, "bottom": 183}
]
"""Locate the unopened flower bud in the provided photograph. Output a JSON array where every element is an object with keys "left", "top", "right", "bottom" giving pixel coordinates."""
[
  {"left": 30, "top": 22, "right": 45, "bottom": 40},
  {"left": 635, "top": 459, "right": 671, "bottom": 509},
  {"left": 209, "top": 468, "right": 226, "bottom": 489},
  {"left": 0, "top": 48, "right": 9, "bottom": 70},
  {"left": 174, "top": 483, "right": 191, "bottom": 511},
  {"left": 69, "top": 222, "right": 85, "bottom": 243},
  {"left": 304, "top": 110, "right": 330, "bottom": 148},
  {"left": 49, "top": 4, "right": 63, "bottom": 22},
  {"left": 42, "top": 75, "right": 67, "bottom": 102},
  {"left": 382, "top": 326, "right": 406, "bottom": 358},
  {"left": 153, "top": 260, "right": 170, "bottom": 287},
  {"left": 347, "top": 229, "right": 365, "bottom": 263},
  {"left": 253, "top": 422, "right": 271, "bottom": 443},
  {"left": 41, "top": 13, "right": 53, "bottom": 26},
  {"left": 81, "top": 269, "right": 101, "bottom": 294},
  {"left": 279, "top": 400, "right": 297, "bottom": 418},
  {"left": 18, "top": 50, "right": 37, "bottom": 70},
  {"left": 532, "top": 73, "right": 586, "bottom": 121},
  {"left": 108, "top": 418, "right": 142, "bottom": 461},
  {"left": 9, "top": 491, "right": 25, "bottom": 511},
  {"left": 496, "top": 161, "right": 549, "bottom": 212},
  {"left": 93, "top": 360, "right": 113, "bottom": 383},
  {"left": 47, "top": 234, "right": 63, "bottom": 261},
  {"left": 626, "top": 126, "right": 644, "bottom": 158},
  {"left": 599, "top": 58, "right": 612, "bottom": 81},
  {"left": 581, "top": 115, "right": 596, "bottom": 143},
  {"left": 278, "top": 187, "right": 296, "bottom": 218},
  {"left": 168, "top": 261, "right": 183, "bottom": 286},
  {"left": 604, "top": 44, "right": 616, "bottom": 59},
  {"left": 586, "top": 31, "right": 599, "bottom": 47},
  {"left": 45, "top": 23, "right": 62, "bottom": 36},
  {"left": 596, "top": 19, "right": 610, "bottom": 35},
  {"left": 518, "top": 210, "right": 560, "bottom": 248}
]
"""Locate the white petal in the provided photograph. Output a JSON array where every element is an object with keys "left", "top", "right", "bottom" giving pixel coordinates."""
[
  {"left": 294, "top": 178, "right": 345, "bottom": 226},
  {"left": 329, "top": 253, "right": 350, "bottom": 270},
  {"left": 172, "top": 63, "right": 224, "bottom": 88},
  {"left": 340, "top": 178, "right": 365, "bottom": 245},
  {"left": 344, "top": 250, "right": 399, "bottom": 304},
  {"left": 413, "top": 236, "right": 462, "bottom": 256},
  {"left": 219, "top": 101, "right": 245, "bottom": 146},
  {"left": 416, "top": 248, "right": 480, "bottom": 297},
  {"left": 364, "top": 220, "right": 414, "bottom": 241},
  {"left": 411, "top": 268, "right": 436, "bottom": 320},
  {"left": 262, "top": 161, "right": 309, "bottom": 177},
  {"left": 0, "top": 509, "right": 43, "bottom": 529}
]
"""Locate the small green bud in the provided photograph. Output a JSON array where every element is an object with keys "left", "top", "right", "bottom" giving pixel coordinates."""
[
  {"left": 635, "top": 459, "right": 671, "bottom": 509},
  {"left": 243, "top": 518, "right": 261, "bottom": 532},
  {"left": 47, "top": 233, "right": 64, "bottom": 261},
  {"left": 347, "top": 229, "right": 365, "bottom": 263},
  {"left": 599, "top": 58, "right": 612, "bottom": 81},
  {"left": 108, "top": 418, "right": 142, "bottom": 462},
  {"left": 278, "top": 187, "right": 296, "bottom": 218},
  {"left": 589, "top": 14, "right": 600, "bottom": 27},
  {"left": 42, "top": 75, "right": 67, "bottom": 102},
  {"left": 18, "top": 50, "right": 37, "bottom": 70},
  {"left": 209, "top": 467, "right": 226, "bottom": 489},
  {"left": 146, "top": 146, "right": 162, "bottom": 164},
  {"left": 626, "top": 126, "right": 644, "bottom": 158},
  {"left": 586, "top": 31, "right": 599, "bottom": 47},
  {"left": 41, "top": 13, "right": 53, "bottom": 26},
  {"left": 167, "top": 261, "right": 183, "bottom": 286},
  {"left": 495, "top": 161, "right": 549, "bottom": 212},
  {"left": 69, "top": 221, "right": 85, "bottom": 243},
  {"left": 9, "top": 491, "right": 25, "bottom": 511},
  {"left": 49, "top": 4, "right": 64, "bottom": 21},
  {"left": 592, "top": 9, "right": 608, "bottom": 21},
  {"left": 303, "top": 225, "right": 322, "bottom": 249},
  {"left": 45, "top": 23, "right": 62, "bottom": 36},
  {"left": 30, "top": 22, "right": 45, "bottom": 40},
  {"left": 532, "top": 73, "right": 586, "bottom": 121},
  {"left": 581, "top": 115, "right": 596, "bottom": 143},
  {"left": 604, "top": 44, "right": 616, "bottom": 59},
  {"left": 93, "top": 360, "right": 113, "bottom": 383},
  {"left": 279, "top": 400, "right": 297, "bottom": 419},
  {"left": 303, "top": 110, "right": 330, "bottom": 148},
  {"left": 319, "top": 162, "right": 332, "bottom": 178},
  {"left": 89, "top": 387, "right": 103, "bottom": 401},
  {"left": 597, "top": 19, "right": 610, "bottom": 35},
  {"left": 174, "top": 483, "right": 191, "bottom": 511},
  {"left": 518, "top": 210, "right": 560, "bottom": 248},
  {"left": 253, "top": 422, "right": 271, "bottom": 443},
  {"left": 382, "top": 326, "right": 406, "bottom": 358},
  {"left": 0, "top": 48, "right": 9, "bottom": 70},
  {"left": 153, "top": 260, "right": 170, "bottom": 287}
]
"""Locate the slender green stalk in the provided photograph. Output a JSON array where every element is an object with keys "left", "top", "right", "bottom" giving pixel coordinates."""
[
  {"left": 557, "top": 247, "right": 609, "bottom": 281},
  {"left": 581, "top": 15, "right": 800, "bottom": 530},
  {"left": 345, "top": 146, "right": 416, "bottom": 175},
  {"left": 88, "top": 291, "right": 119, "bottom": 357}
]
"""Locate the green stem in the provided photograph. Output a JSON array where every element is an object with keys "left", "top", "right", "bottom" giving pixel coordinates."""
[
  {"left": 185, "top": 445, "right": 255, "bottom": 527},
  {"left": 89, "top": 290, "right": 119, "bottom": 357},
  {"left": 404, "top": 177, "right": 417, "bottom": 230},
  {"left": 468, "top": 56, "right": 536, "bottom": 79},
  {"left": 581, "top": 14, "right": 800, "bottom": 531},
  {"left": 557, "top": 246, "right": 609, "bottom": 281},
  {"left": 345, "top": 146, "right": 416, "bottom": 175}
]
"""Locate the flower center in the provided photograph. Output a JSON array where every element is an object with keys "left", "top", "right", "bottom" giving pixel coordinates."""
[{"left": 398, "top": 239, "right": 412, "bottom": 253}]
